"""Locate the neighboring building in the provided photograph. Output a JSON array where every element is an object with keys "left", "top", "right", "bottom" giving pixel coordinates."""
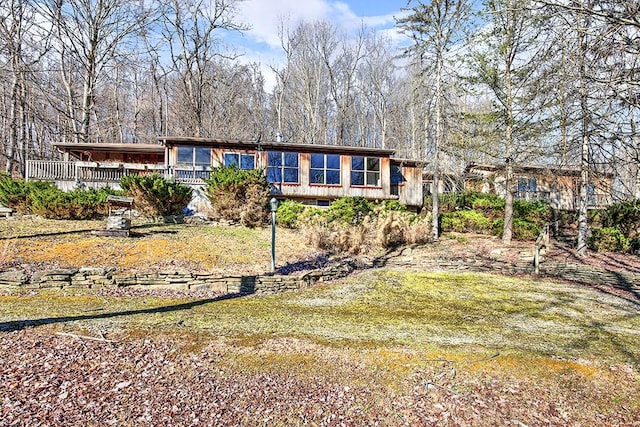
[
  {"left": 27, "top": 138, "right": 425, "bottom": 210},
  {"left": 464, "top": 162, "right": 613, "bottom": 210}
]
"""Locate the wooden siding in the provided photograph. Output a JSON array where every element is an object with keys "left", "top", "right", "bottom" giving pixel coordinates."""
[
  {"left": 465, "top": 165, "right": 613, "bottom": 210},
  {"left": 397, "top": 165, "right": 423, "bottom": 207},
  {"left": 166, "top": 145, "right": 423, "bottom": 207}
]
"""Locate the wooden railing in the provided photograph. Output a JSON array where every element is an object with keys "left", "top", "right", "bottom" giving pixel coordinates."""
[
  {"left": 26, "top": 160, "right": 212, "bottom": 186},
  {"left": 26, "top": 160, "right": 76, "bottom": 181}
]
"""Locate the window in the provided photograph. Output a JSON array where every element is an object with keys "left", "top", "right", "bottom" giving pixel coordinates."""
[
  {"left": 351, "top": 156, "right": 380, "bottom": 187},
  {"left": 224, "top": 153, "right": 255, "bottom": 170},
  {"left": 517, "top": 177, "right": 537, "bottom": 192},
  {"left": 267, "top": 151, "right": 299, "bottom": 184},
  {"left": 177, "top": 146, "right": 211, "bottom": 167},
  {"left": 310, "top": 154, "right": 341, "bottom": 185},
  {"left": 390, "top": 165, "right": 405, "bottom": 185}
]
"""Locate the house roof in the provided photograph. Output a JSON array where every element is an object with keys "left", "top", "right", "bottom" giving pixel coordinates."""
[
  {"left": 53, "top": 142, "right": 165, "bottom": 155},
  {"left": 464, "top": 162, "right": 615, "bottom": 177},
  {"left": 158, "top": 136, "right": 397, "bottom": 157}
]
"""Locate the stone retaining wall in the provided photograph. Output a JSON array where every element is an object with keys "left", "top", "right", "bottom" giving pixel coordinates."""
[
  {"left": 0, "top": 261, "right": 358, "bottom": 295},
  {"left": 1, "top": 257, "right": 637, "bottom": 295}
]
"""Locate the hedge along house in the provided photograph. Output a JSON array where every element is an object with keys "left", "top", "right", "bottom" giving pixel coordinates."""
[
  {"left": 26, "top": 138, "right": 425, "bottom": 210},
  {"left": 159, "top": 136, "right": 424, "bottom": 210},
  {"left": 464, "top": 162, "right": 614, "bottom": 211}
]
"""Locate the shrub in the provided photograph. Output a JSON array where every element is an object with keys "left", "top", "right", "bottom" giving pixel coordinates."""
[
  {"left": 588, "top": 227, "right": 630, "bottom": 252},
  {"left": 276, "top": 199, "right": 306, "bottom": 229},
  {"left": 513, "top": 200, "right": 550, "bottom": 226},
  {"left": 204, "top": 166, "right": 269, "bottom": 227},
  {"left": 603, "top": 200, "right": 640, "bottom": 239},
  {"left": 0, "top": 174, "right": 119, "bottom": 219},
  {"left": 301, "top": 203, "right": 430, "bottom": 255},
  {"left": 492, "top": 218, "right": 541, "bottom": 241},
  {"left": 378, "top": 200, "right": 408, "bottom": 213},
  {"left": 324, "top": 196, "right": 373, "bottom": 224},
  {"left": 440, "top": 210, "right": 492, "bottom": 234},
  {"left": 29, "top": 186, "right": 116, "bottom": 219},
  {"left": 0, "top": 175, "right": 56, "bottom": 214},
  {"left": 121, "top": 173, "right": 192, "bottom": 218},
  {"left": 470, "top": 193, "right": 505, "bottom": 217}
]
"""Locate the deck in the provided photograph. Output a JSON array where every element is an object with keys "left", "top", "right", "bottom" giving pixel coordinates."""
[{"left": 26, "top": 160, "right": 209, "bottom": 188}]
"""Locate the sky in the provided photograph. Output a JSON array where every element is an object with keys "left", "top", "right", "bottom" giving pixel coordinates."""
[{"left": 229, "top": 0, "right": 412, "bottom": 91}]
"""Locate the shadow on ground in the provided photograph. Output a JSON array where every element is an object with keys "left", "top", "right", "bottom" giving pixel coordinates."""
[{"left": 0, "top": 291, "right": 250, "bottom": 333}]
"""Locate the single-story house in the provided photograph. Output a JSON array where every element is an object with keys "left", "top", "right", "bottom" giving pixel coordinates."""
[
  {"left": 27, "top": 137, "right": 425, "bottom": 210},
  {"left": 464, "top": 162, "right": 613, "bottom": 210}
]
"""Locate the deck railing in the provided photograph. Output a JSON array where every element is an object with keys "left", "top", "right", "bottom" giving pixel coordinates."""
[
  {"left": 26, "top": 160, "right": 211, "bottom": 186},
  {"left": 26, "top": 160, "right": 76, "bottom": 181}
]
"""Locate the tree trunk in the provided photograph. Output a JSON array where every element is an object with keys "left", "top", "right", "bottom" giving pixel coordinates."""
[
  {"left": 576, "top": 2, "right": 590, "bottom": 258},
  {"left": 501, "top": 0, "right": 514, "bottom": 243}
]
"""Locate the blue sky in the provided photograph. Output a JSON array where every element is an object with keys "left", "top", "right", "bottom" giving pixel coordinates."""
[{"left": 230, "top": 0, "right": 411, "bottom": 91}]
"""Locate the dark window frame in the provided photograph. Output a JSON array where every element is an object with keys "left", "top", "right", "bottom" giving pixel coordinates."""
[
  {"left": 310, "top": 153, "right": 341, "bottom": 185},
  {"left": 224, "top": 152, "right": 256, "bottom": 170},
  {"left": 267, "top": 151, "right": 299, "bottom": 184},
  {"left": 176, "top": 146, "right": 211, "bottom": 168},
  {"left": 351, "top": 156, "right": 381, "bottom": 187}
]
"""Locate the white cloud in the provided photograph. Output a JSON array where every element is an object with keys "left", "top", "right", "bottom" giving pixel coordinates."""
[
  {"left": 237, "top": 0, "right": 332, "bottom": 49},
  {"left": 233, "top": 0, "right": 408, "bottom": 93}
]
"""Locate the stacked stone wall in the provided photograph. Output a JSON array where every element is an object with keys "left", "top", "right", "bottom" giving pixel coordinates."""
[{"left": 0, "top": 260, "right": 358, "bottom": 295}]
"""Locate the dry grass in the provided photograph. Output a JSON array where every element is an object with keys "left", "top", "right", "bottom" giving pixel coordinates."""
[{"left": 0, "top": 216, "right": 319, "bottom": 274}]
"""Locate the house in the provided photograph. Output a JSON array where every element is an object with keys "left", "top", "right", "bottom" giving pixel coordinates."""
[
  {"left": 464, "top": 162, "right": 613, "bottom": 210},
  {"left": 27, "top": 137, "right": 425, "bottom": 210}
]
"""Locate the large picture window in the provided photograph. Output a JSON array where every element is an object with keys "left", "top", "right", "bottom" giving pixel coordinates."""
[
  {"left": 351, "top": 156, "right": 380, "bottom": 187},
  {"left": 267, "top": 151, "right": 299, "bottom": 184},
  {"left": 224, "top": 153, "right": 255, "bottom": 170},
  {"left": 310, "top": 154, "right": 341, "bottom": 185},
  {"left": 177, "top": 146, "right": 211, "bottom": 167},
  {"left": 517, "top": 177, "right": 537, "bottom": 192}
]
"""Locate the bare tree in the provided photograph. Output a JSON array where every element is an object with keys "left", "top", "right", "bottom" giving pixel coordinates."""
[
  {"left": 159, "top": 0, "right": 246, "bottom": 137},
  {"left": 0, "top": 0, "right": 50, "bottom": 175},
  {"left": 36, "top": 0, "right": 155, "bottom": 143}
]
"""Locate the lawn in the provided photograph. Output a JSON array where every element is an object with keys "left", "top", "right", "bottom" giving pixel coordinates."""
[
  {"left": 0, "top": 216, "right": 320, "bottom": 274},
  {"left": 1, "top": 217, "right": 639, "bottom": 425}
]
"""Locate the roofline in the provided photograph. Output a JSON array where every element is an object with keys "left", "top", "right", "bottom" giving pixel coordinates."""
[
  {"left": 391, "top": 157, "right": 426, "bottom": 167},
  {"left": 157, "top": 136, "right": 397, "bottom": 157},
  {"left": 53, "top": 142, "right": 165, "bottom": 154},
  {"left": 465, "top": 162, "right": 614, "bottom": 177}
]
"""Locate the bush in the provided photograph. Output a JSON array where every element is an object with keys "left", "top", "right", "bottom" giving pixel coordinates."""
[
  {"left": 301, "top": 208, "right": 430, "bottom": 255},
  {"left": 378, "top": 200, "right": 408, "bottom": 213},
  {"left": 204, "top": 166, "right": 269, "bottom": 227},
  {"left": 470, "top": 193, "right": 505, "bottom": 217},
  {"left": 0, "top": 174, "right": 119, "bottom": 219},
  {"left": 324, "top": 196, "right": 373, "bottom": 224},
  {"left": 29, "top": 187, "right": 117, "bottom": 219},
  {"left": 588, "top": 227, "right": 630, "bottom": 252},
  {"left": 492, "top": 218, "right": 541, "bottom": 241},
  {"left": 603, "top": 200, "right": 640, "bottom": 239},
  {"left": 121, "top": 173, "right": 192, "bottom": 218},
  {"left": 276, "top": 199, "right": 306, "bottom": 229},
  {"left": 0, "top": 175, "right": 55, "bottom": 214},
  {"left": 440, "top": 210, "right": 492, "bottom": 234},
  {"left": 513, "top": 200, "right": 550, "bottom": 226}
]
